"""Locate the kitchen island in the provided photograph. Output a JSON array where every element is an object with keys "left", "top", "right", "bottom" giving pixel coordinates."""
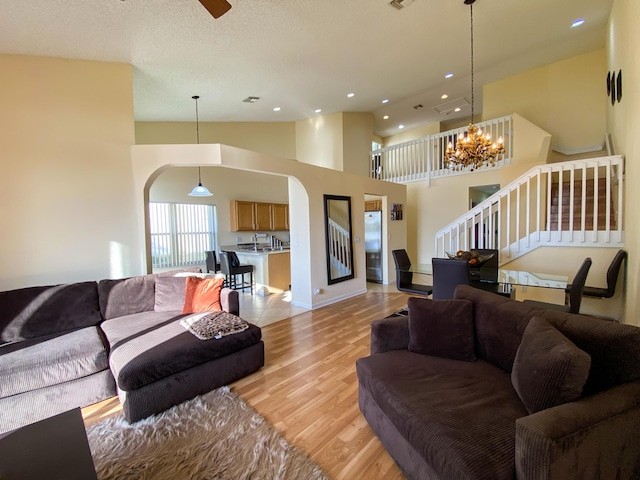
[{"left": 220, "top": 245, "right": 291, "bottom": 295}]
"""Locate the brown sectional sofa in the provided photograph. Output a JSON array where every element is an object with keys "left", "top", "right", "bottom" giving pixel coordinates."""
[
  {"left": 0, "top": 269, "right": 264, "bottom": 433},
  {"left": 356, "top": 285, "right": 640, "bottom": 480}
]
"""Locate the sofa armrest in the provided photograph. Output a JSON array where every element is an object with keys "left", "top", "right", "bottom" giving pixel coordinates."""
[
  {"left": 370, "top": 315, "right": 409, "bottom": 355},
  {"left": 515, "top": 380, "right": 640, "bottom": 480},
  {"left": 221, "top": 288, "right": 239, "bottom": 316}
]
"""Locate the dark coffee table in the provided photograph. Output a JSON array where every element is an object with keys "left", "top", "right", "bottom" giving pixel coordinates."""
[{"left": 0, "top": 408, "right": 97, "bottom": 480}]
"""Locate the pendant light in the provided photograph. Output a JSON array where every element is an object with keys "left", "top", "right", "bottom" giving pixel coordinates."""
[{"left": 188, "top": 95, "right": 213, "bottom": 197}]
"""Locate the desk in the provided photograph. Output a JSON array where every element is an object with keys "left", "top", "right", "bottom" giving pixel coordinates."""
[{"left": 399, "top": 264, "right": 568, "bottom": 298}]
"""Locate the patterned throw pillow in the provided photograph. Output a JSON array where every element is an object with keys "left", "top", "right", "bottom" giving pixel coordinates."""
[{"left": 182, "top": 276, "right": 224, "bottom": 314}]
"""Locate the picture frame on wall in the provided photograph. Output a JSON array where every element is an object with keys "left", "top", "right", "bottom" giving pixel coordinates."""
[{"left": 391, "top": 203, "right": 403, "bottom": 221}]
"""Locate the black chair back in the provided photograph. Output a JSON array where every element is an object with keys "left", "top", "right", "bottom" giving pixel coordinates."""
[
  {"left": 474, "top": 248, "right": 498, "bottom": 283},
  {"left": 205, "top": 250, "right": 220, "bottom": 273},
  {"left": 432, "top": 258, "right": 470, "bottom": 300},
  {"left": 219, "top": 252, "right": 231, "bottom": 276},
  {"left": 568, "top": 257, "right": 592, "bottom": 314},
  {"left": 606, "top": 250, "right": 627, "bottom": 296},
  {"left": 392, "top": 249, "right": 413, "bottom": 288}
]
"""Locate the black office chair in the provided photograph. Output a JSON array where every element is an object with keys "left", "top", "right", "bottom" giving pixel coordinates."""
[
  {"left": 220, "top": 251, "right": 254, "bottom": 295},
  {"left": 524, "top": 257, "right": 592, "bottom": 314},
  {"left": 392, "top": 249, "right": 432, "bottom": 296},
  {"left": 205, "top": 250, "right": 220, "bottom": 273},
  {"left": 431, "top": 258, "right": 470, "bottom": 300},
  {"left": 565, "top": 250, "right": 626, "bottom": 299}
]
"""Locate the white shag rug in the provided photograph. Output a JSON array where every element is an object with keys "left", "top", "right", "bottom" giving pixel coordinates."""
[{"left": 86, "top": 387, "right": 329, "bottom": 480}]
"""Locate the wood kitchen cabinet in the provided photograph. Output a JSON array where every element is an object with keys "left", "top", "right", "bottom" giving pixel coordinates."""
[
  {"left": 231, "top": 201, "right": 256, "bottom": 231},
  {"left": 231, "top": 201, "right": 289, "bottom": 231},
  {"left": 365, "top": 200, "right": 382, "bottom": 211},
  {"left": 272, "top": 204, "right": 289, "bottom": 230},
  {"left": 255, "top": 203, "right": 273, "bottom": 230}
]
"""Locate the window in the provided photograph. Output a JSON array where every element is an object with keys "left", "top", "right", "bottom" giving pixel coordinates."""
[{"left": 149, "top": 202, "right": 218, "bottom": 269}]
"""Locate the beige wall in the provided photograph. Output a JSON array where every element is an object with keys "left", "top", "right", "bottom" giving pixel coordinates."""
[
  {"left": 136, "top": 121, "right": 297, "bottom": 160},
  {"left": 483, "top": 49, "right": 607, "bottom": 153},
  {"left": 150, "top": 166, "right": 289, "bottom": 248},
  {"left": 295, "top": 112, "right": 343, "bottom": 170},
  {"left": 342, "top": 112, "right": 374, "bottom": 177},
  {"left": 0, "top": 54, "right": 139, "bottom": 290},
  {"left": 607, "top": 0, "right": 640, "bottom": 325},
  {"left": 295, "top": 111, "right": 375, "bottom": 176},
  {"left": 384, "top": 122, "right": 441, "bottom": 147}
]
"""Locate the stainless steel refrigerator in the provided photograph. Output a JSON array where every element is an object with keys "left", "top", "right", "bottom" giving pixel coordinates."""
[{"left": 365, "top": 211, "right": 383, "bottom": 283}]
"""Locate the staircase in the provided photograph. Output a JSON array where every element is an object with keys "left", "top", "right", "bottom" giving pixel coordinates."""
[
  {"left": 549, "top": 179, "right": 616, "bottom": 231},
  {"left": 434, "top": 155, "right": 624, "bottom": 263}
]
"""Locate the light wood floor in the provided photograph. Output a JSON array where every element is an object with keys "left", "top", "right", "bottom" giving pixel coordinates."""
[{"left": 83, "top": 288, "right": 409, "bottom": 480}]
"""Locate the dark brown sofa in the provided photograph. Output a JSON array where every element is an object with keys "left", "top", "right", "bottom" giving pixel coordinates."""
[
  {"left": 0, "top": 269, "right": 263, "bottom": 432},
  {"left": 356, "top": 285, "right": 640, "bottom": 480}
]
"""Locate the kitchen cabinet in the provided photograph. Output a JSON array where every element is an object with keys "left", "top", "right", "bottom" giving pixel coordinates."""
[
  {"left": 272, "top": 204, "right": 289, "bottom": 230},
  {"left": 255, "top": 203, "right": 273, "bottom": 230},
  {"left": 230, "top": 201, "right": 257, "bottom": 231},
  {"left": 365, "top": 200, "right": 382, "bottom": 211},
  {"left": 231, "top": 201, "right": 289, "bottom": 231}
]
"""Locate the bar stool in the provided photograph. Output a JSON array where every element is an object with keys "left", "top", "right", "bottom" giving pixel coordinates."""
[{"left": 220, "top": 252, "right": 254, "bottom": 295}]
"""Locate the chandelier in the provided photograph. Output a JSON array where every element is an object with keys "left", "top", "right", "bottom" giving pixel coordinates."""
[{"left": 445, "top": 0, "right": 504, "bottom": 171}]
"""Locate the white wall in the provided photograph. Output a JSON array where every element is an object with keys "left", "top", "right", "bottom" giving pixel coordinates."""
[{"left": 0, "top": 55, "right": 140, "bottom": 290}]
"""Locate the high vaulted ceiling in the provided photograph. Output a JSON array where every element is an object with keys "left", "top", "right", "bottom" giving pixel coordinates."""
[{"left": 1, "top": 0, "right": 612, "bottom": 137}]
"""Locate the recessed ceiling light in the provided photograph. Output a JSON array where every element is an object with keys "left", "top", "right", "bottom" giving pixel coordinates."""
[
  {"left": 454, "top": 107, "right": 461, "bottom": 112},
  {"left": 445, "top": 72, "right": 454, "bottom": 79},
  {"left": 441, "top": 94, "right": 449, "bottom": 100},
  {"left": 315, "top": 109, "right": 322, "bottom": 113},
  {"left": 347, "top": 92, "right": 355, "bottom": 98},
  {"left": 398, "top": 124, "right": 405, "bottom": 129},
  {"left": 381, "top": 99, "right": 389, "bottom": 104},
  {"left": 273, "top": 107, "right": 281, "bottom": 112},
  {"left": 571, "top": 18, "right": 585, "bottom": 28},
  {"left": 383, "top": 115, "right": 390, "bottom": 120}
]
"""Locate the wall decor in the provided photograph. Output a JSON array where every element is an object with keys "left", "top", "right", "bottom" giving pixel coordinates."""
[
  {"left": 391, "top": 203, "right": 403, "bottom": 221},
  {"left": 607, "top": 70, "right": 623, "bottom": 105},
  {"left": 610, "top": 72, "right": 616, "bottom": 106},
  {"left": 616, "top": 70, "right": 622, "bottom": 102}
]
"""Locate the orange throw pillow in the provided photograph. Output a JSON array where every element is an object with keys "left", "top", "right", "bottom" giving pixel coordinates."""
[{"left": 182, "top": 276, "right": 224, "bottom": 314}]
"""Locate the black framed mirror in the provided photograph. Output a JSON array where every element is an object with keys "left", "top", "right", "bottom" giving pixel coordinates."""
[{"left": 324, "top": 194, "right": 355, "bottom": 284}]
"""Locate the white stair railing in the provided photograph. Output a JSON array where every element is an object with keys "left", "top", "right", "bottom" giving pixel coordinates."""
[
  {"left": 370, "top": 115, "right": 513, "bottom": 184},
  {"left": 327, "top": 218, "right": 351, "bottom": 276},
  {"left": 434, "top": 155, "right": 624, "bottom": 262}
]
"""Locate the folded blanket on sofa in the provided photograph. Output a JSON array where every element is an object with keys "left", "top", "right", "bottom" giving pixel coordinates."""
[{"left": 180, "top": 312, "right": 248, "bottom": 340}]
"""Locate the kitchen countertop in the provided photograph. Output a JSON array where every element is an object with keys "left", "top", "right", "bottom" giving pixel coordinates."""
[{"left": 220, "top": 245, "right": 291, "bottom": 256}]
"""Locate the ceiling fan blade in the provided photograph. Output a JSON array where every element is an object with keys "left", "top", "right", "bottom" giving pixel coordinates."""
[{"left": 199, "top": 0, "right": 231, "bottom": 19}]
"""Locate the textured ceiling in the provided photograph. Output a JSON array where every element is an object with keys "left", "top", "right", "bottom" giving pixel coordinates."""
[{"left": 0, "top": 0, "right": 612, "bottom": 137}]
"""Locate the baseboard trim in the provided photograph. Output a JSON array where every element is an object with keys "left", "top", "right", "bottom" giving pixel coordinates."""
[{"left": 291, "top": 288, "right": 368, "bottom": 310}]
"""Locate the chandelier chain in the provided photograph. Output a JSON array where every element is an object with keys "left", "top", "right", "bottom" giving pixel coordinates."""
[{"left": 470, "top": 2, "right": 474, "bottom": 124}]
